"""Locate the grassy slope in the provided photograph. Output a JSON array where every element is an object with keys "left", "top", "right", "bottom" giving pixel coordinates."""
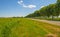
[{"left": 0, "top": 18, "right": 60, "bottom": 37}]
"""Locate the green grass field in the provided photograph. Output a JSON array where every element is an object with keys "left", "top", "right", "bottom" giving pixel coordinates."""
[{"left": 0, "top": 18, "right": 60, "bottom": 37}]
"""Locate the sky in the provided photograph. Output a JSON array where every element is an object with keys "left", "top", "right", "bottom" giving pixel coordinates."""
[{"left": 0, "top": 0, "right": 56, "bottom": 17}]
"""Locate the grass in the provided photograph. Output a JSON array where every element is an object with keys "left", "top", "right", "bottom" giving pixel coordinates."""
[
  {"left": 0, "top": 18, "right": 60, "bottom": 37},
  {"left": 32, "top": 17, "right": 60, "bottom": 21},
  {"left": 46, "top": 18, "right": 60, "bottom": 21}
]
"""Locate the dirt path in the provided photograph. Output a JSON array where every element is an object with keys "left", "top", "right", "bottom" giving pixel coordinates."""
[{"left": 29, "top": 18, "right": 60, "bottom": 26}]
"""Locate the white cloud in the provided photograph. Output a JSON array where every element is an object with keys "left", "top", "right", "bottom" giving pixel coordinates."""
[
  {"left": 40, "top": 6, "right": 45, "bottom": 8},
  {"left": 17, "top": 0, "right": 36, "bottom": 9},
  {"left": 17, "top": 0, "right": 23, "bottom": 5},
  {"left": 23, "top": 4, "right": 36, "bottom": 8},
  {"left": 27, "top": 5, "right": 36, "bottom": 8}
]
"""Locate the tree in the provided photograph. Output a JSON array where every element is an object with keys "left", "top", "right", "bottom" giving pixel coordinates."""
[
  {"left": 56, "top": 0, "right": 60, "bottom": 17},
  {"left": 33, "top": 10, "right": 40, "bottom": 17},
  {"left": 39, "top": 6, "right": 51, "bottom": 18},
  {"left": 25, "top": 0, "right": 60, "bottom": 19},
  {"left": 47, "top": 4, "right": 57, "bottom": 20},
  {"left": 39, "top": 6, "right": 47, "bottom": 17},
  {"left": 25, "top": 10, "right": 40, "bottom": 17}
]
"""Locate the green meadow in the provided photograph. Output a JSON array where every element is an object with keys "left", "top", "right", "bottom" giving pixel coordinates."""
[{"left": 0, "top": 18, "right": 60, "bottom": 37}]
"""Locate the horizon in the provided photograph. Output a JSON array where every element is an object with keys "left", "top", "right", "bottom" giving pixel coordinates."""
[{"left": 0, "top": 0, "right": 56, "bottom": 17}]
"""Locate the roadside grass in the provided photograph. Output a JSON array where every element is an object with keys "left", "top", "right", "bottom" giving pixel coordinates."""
[
  {"left": 45, "top": 18, "right": 60, "bottom": 21},
  {"left": 0, "top": 18, "right": 60, "bottom": 37},
  {"left": 32, "top": 17, "right": 60, "bottom": 21}
]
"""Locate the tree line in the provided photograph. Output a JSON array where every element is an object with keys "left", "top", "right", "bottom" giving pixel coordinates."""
[{"left": 25, "top": 0, "right": 60, "bottom": 20}]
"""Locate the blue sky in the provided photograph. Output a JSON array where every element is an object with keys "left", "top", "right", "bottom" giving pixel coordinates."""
[{"left": 0, "top": 0, "right": 56, "bottom": 17}]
